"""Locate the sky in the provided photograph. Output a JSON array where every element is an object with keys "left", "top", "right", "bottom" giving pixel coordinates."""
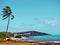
[{"left": 0, "top": 0, "right": 60, "bottom": 35}]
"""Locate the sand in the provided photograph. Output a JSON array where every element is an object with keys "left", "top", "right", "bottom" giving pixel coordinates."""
[
  {"left": 0, "top": 41, "right": 39, "bottom": 45},
  {"left": 0, "top": 41, "right": 60, "bottom": 45}
]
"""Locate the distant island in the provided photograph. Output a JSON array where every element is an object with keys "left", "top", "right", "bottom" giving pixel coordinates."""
[{"left": 13, "top": 31, "right": 50, "bottom": 37}]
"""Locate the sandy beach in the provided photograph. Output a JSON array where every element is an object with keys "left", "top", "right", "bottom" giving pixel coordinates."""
[
  {"left": 0, "top": 41, "right": 39, "bottom": 45},
  {"left": 0, "top": 41, "right": 60, "bottom": 45}
]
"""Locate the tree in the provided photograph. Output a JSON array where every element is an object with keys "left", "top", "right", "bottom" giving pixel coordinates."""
[{"left": 1, "top": 6, "right": 14, "bottom": 41}]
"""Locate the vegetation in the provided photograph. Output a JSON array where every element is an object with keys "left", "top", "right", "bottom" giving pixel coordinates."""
[
  {"left": 0, "top": 33, "right": 5, "bottom": 41},
  {"left": 0, "top": 32, "right": 13, "bottom": 41},
  {"left": 0, "top": 33, "right": 4, "bottom": 38},
  {"left": 15, "top": 35, "right": 21, "bottom": 38}
]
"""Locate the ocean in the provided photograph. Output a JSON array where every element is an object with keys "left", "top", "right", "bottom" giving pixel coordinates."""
[{"left": 28, "top": 35, "right": 60, "bottom": 42}]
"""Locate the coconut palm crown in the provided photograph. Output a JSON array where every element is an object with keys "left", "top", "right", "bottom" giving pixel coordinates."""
[{"left": 2, "top": 6, "right": 14, "bottom": 20}]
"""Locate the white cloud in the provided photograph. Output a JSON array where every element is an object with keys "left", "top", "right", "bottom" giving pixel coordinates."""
[{"left": 45, "top": 18, "right": 58, "bottom": 26}]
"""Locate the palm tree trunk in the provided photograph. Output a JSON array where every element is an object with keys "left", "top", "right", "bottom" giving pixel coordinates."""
[{"left": 5, "top": 16, "right": 10, "bottom": 41}]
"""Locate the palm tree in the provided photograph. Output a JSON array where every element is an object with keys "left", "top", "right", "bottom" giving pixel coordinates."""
[{"left": 1, "top": 6, "right": 14, "bottom": 41}]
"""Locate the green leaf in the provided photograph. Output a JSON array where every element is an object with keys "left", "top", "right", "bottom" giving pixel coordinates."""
[
  {"left": 11, "top": 15, "right": 14, "bottom": 20},
  {"left": 2, "top": 15, "right": 10, "bottom": 20}
]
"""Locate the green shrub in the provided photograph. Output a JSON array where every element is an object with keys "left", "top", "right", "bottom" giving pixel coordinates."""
[
  {"left": 0, "top": 33, "right": 4, "bottom": 38},
  {"left": 15, "top": 35, "right": 21, "bottom": 38}
]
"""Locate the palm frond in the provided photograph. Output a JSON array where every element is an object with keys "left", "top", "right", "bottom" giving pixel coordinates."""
[
  {"left": 2, "top": 14, "right": 8, "bottom": 17},
  {"left": 2, "top": 11, "right": 10, "bottom": 17},
  {"left": 11, "top": 15, "right": 14, "bottom": 20},
  {"left": 2, "top": 15, "right": 10, "bottom": 20},
  {"left": 2, "top": 10, "right": 8, "bottom": 14}
]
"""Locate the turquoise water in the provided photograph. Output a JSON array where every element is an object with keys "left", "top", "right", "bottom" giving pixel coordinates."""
[{"left": 28, "top": 35, "right": 60, "bottom": 41}]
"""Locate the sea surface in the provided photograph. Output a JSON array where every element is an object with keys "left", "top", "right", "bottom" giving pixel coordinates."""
[{"left": 28, "top": 35, "right": 60, "bottom": 42}]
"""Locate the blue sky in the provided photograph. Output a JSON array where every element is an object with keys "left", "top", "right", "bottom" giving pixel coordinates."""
[{"left": 0, "top": 0, "right": 60, "bottom": 35}]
